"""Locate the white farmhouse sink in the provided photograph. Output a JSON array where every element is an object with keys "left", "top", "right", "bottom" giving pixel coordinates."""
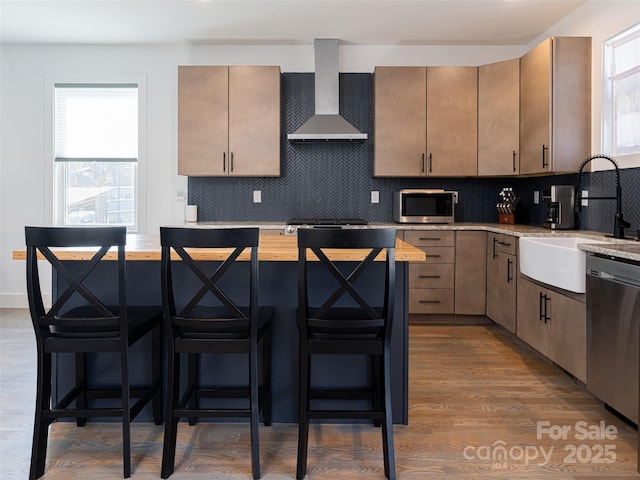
[{"left": 519, "top": 236, "right": 606, "bottom": 293}]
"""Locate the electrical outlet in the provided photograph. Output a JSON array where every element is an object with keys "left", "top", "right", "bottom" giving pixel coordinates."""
[
  {"left": 581, "top": 190, "right": 588, "bottom": 207},
  {"left": 371, "top": 191, "right": 379, "bottom": 204},
  {"left": 533, "top": 191, "right": 539, "bottom": 204},
  {"left": 253, "top": 190, "right": 261, "bottom": 203}
]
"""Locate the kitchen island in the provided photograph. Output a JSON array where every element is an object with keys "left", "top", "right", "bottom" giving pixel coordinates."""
[{"left": 14, "top": 232, "right": 425, "bottom": 424}]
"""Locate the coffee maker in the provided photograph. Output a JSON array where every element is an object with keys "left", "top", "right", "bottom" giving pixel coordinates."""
[{"left": 543, "top": 185, "right": 575, "bottom": 229}]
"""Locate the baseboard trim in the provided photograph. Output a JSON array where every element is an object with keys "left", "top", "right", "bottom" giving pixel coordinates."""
[
  {"left": 0, "top": 293, "right": 49, "bottom": 309},
  {"left": 409, "top": 314, "right": 492, "bottom": 326}
]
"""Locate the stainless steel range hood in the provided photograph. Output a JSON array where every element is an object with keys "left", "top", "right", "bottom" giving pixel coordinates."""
[{"left": 287, "top": 39, "right": 367, "bottom": 142}]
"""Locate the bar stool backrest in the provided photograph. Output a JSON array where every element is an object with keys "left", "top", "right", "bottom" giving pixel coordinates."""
[
  {"left": 25, "top": 226, "right": 127, "bottom": 339},
  {"left": 297, "top": 227, "right": 397, "bottom": 341},
  {"left": 160, "top": 227, "right": 259, "bottom": 338}
]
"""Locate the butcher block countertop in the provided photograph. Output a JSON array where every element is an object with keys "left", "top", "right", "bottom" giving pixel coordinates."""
[{"left": 13, "top": 232, "right": 427, "bottom": 263}]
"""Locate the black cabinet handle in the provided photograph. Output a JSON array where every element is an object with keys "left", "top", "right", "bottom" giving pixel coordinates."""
[
  {"left": 506, "top": 258, "right": 513, "bottom": 283},
  {"left": 429, "top": 254, "right": 442, "bottom": 258},
  {"left": 223, "top": 152, "right": 226, "bottom": 172},
  {"left": 428, "top": 153, "right": 433, "bottom": 173},
  {"left": 230, "top": 152, "right": 234, "bottom": 172},
  {"left": 539, "top": 292, "right": 545, "bottom": 321},
  {"left": 544, "top": 295, "right": 551, "bottom": 323},
  {"left": 421, "top": 153, "right": 425, "bottom": 173},
  {"left": 419, "top": 237, "right": 442, "bottom": 241},
  {"left": 542, "top": 144, "right": 549, "bottom": 169},
  {"left": 419, "top": 275, "right": 441, "bottom": 279},
  {"left": 492, "top": 237, "right": 498, "bottom": 259},
  {"left": 512, "top": 150, "right": 517, "bottom": 172},
  {"left": 420, "top": 300, "right": 441, "bottom": 304}
]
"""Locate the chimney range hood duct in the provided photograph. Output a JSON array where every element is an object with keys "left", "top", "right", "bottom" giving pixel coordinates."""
[{"left": 287, "top": 39, "right": 367, "bottom": 142}]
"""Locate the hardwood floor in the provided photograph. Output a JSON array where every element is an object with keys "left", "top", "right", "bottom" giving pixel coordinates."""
[{"left": 1, "top": 308, "right": 638, "bottom": 479}]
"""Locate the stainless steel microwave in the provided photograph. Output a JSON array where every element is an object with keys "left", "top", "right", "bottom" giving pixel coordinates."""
[{"left": 393, "top": 189, "right": 456, "bottom": 223}]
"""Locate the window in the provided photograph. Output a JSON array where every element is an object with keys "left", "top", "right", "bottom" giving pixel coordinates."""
[
  {"left": 603, "top": 23, "right": 640, "bottom": 156},
  {"left": 54, "top": 84, "right": 139, "bottom": 228}
]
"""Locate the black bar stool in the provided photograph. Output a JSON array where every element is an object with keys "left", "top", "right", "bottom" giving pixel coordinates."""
[
  {"left": 296, "top": 227, "right": 397, "bottom": 480},
  {"left": 25, "top": 226, "right": 163, "bottom": 479},
  {"left": 159, "top": 227, "right": 273, "bottom": 480}
]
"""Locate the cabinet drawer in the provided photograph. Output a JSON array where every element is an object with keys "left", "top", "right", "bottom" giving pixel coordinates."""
[
  {"left": 490, "top": 233, "right": 517, "bottom": 256},
  {"left": 409, "top": 263, "right": 454, "bottom": 288},
  {"left": 418, "top": 246, "right": 455, "bottom": 264},
  {"left": 409, "top": 288, "right": 454, "bottom": 314},
  {"left": 404, "top": 230, "right": 455, "bottom": 247}
]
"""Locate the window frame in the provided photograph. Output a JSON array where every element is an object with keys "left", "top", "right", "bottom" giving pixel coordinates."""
[
  {"left": 44, "top": 73, "right": 147, "bottom": 233},
  {"left": 602, "top": 22, "right": 640, "bottom": 158}
]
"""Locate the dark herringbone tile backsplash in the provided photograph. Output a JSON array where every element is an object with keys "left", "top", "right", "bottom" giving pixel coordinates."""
[{"left": 189, "top": 73, "right": 640, "bottom": 236}]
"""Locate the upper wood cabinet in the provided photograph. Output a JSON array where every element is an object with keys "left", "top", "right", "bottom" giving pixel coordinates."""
[
  {"left": 427, "top": 67, "right": 478, "bottom": 177},
  {"left": 178, "top": 65, "right": 281, "bottom": 177},
  {"left": 478, "top": 58, "right": 520, "bottom": 176},
  {"left": 373, "top": 67, "right": 426, "bottom": 177},
  {"left": 519, "top": 37, "right": 591, "bottom": 175},
  {"left": 373, "top": 66, "right": 477, "bottom": 177}
]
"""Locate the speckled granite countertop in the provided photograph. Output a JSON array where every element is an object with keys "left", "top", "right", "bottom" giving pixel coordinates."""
[{"left": 184, "top": 221, "right": 640, "bottom": 262}]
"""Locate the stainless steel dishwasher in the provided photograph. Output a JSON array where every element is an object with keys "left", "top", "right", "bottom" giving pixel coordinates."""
[{"left": 586, "top": 254, "right": 640, "bottom": 428}]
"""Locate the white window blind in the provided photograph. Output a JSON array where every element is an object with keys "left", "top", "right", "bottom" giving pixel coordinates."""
[{"left": 54, "top": 84, "right": 138, "bottom": 161}]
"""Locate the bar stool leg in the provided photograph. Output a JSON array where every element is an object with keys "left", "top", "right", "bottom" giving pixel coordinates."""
[
  {"left": 30, "top": 350, "right": 52, "bottom": 480},
  {"left": 121, "top": 349, "right": 131, "bottom": 478},
  {"left": 187, "top": 353, "right": 197, "bottom": 426},
  {"left": 75, "top": 352, "right": 87, "bottom": 427},
  {"left": 161, "top": 351, "right": 180, "bottom": 479},
  {"left": 151, "top": 326, "right": 163, "bottom": 425},
  {"left": 296, "top": 349, "right": 310, "bottom": 480},
  {"left": 381, "top": 347, "right": 396, "bottom": 480}
]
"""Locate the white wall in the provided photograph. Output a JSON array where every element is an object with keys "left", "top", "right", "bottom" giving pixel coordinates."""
[{"left": 1, "top": 1, "right": 638, "bottom": 307}]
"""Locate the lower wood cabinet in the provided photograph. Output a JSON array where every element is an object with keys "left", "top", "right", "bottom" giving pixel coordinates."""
[
  {"left": 454, "top": 231, "right": 487, "bottom": 315},
  {"left": 406, "top": 230, "right": 455, "bottom": 314},
  {"left": 486, "top": 232, "right": 517, "bottom": 332},
  {"left": 405, "top": 230, "right": 486, "bottom": 315},
  {"left": 517, "top": 274, "right": 587, "bottom": 382}
]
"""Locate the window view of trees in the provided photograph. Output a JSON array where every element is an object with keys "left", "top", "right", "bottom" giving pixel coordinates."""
[{"left": 62, "top": 162, "right": 135, "bottom": 225}]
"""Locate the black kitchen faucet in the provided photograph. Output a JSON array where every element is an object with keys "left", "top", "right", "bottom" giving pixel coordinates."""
[{"left": 576, "top": 154, "right": 631, "bottom": 239}]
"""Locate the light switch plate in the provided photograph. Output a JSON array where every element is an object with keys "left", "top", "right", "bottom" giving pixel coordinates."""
[
  {"left": 533, "top": 191, "right": 539, "bottom": 204},
  {"left": 371, "top": 191, "right": 379, "bottom": 204},
  {"left": 253, "top": 190, "right": 262, "bottom": 203}
]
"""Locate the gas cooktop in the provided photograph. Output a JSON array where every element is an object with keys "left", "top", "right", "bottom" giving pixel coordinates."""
[{"left": 287, "top": 218, "right": 368, "bottom": 226}]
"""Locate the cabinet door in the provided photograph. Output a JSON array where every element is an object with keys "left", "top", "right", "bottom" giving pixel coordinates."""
[
  {"left": 551, "top": 37, "right": 592, "bottom": 173},
  {"left": 485, "top": 234, "right": 500, "bottom": 321},
  {"left": 547, "top": 292, "right": 586, "bottom": 382},
  {"left": 228, "top": 66, "right": 281, "bottom": 177},
  {"left": 374, "top": 67, "right": 426, "bottom": 177},
  {"left": 517, "top": 276, "right": 549, "bottom": 356},
  {"left": 478, "top": 59, "right": 520, "bottom": 176},
  {"left": 178, "top": 66, "right": 229, "bottom": 176},
  {"left": 520, "top": 38, "right": 552, "bottom": 175},
  {"left": 426, "top": 67, "right": 478, "bottom": 176},
  {"left": 455, "top": 231, "right": 486, "bottom": 315},
  {"left": 410, "top": 263, "right": 454, "bottom": 289},
  {"left": 520, "top": 37, "right": 591, "bottom": 175},
  {"left": 409, "top": 289, "right": 454, "bottom": 314}
]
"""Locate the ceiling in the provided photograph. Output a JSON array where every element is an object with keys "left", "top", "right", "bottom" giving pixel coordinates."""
[{"left": 0, "top": 0, "right": 587, "bottom": 46}]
